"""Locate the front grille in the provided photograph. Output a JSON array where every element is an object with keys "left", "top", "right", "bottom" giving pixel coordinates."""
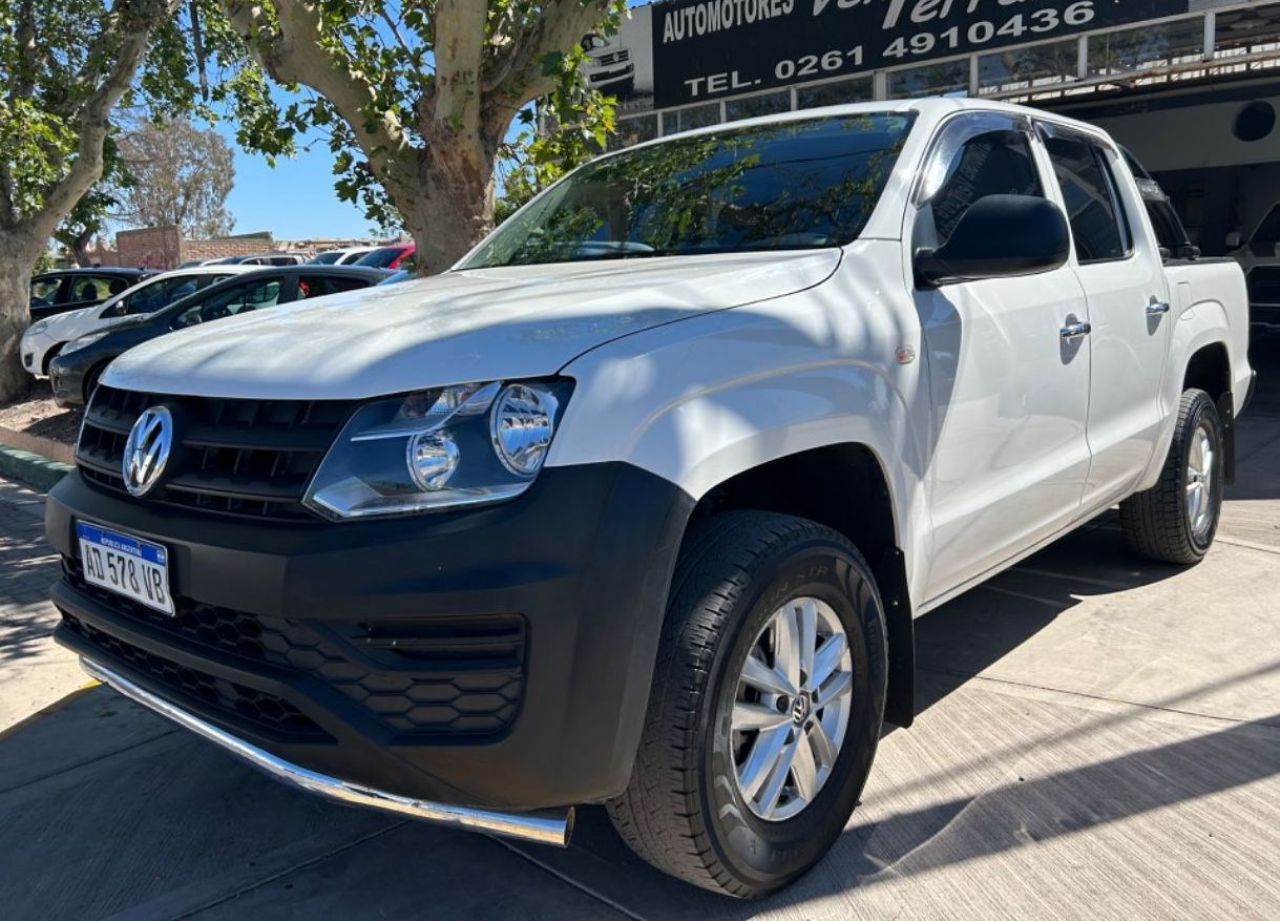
[
  {"left": 62, "top": 612, "right": 327, "bottom": 740},
  {"left": 76, "top": 385, "right": 357, "bottom": 521},
  {"left": 64, "top": 560, "right": 526, "bottom": 739}
]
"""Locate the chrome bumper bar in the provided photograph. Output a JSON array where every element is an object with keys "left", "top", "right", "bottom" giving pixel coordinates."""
[{"left": 80, "top": 657, "right": 574, "bottom": 847}]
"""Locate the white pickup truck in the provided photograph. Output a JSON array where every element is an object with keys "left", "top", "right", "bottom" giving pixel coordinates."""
[{"left": 48, "top": 98, "right": 1253, "bottom": 898}]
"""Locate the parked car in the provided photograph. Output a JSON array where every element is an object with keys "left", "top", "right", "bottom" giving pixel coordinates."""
[
  {"left": 307, "top": 246, "right": 378, "bottom": 265},
  {"left": 48, "top": 265, "right": 388, "bottom": 406},
  {"left": 1228, "top": 201, "right": 1280, "bottom": 336},
  {"left": 354, "top": 242, "right": 414, "bottom": 270},
  {"left": 21, "top": 265, "right": 256, "bottom": 377},
  {"left": 27, "top": 267, "right": 154, "bottom": 322},
  {"left": 202, "top": 253, "right": 309, "bottom": 266},
  {"left": 47, "top": 99, "right": 1253, "bottom": 898}
]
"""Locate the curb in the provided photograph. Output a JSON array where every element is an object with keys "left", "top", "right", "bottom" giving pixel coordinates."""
[{"left": 0, "top": 444, "right": 72, "bottom": 492}]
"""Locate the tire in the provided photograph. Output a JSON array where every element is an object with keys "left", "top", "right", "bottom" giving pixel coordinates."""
[
  {"left": 1120, "top": 388, "right": 1225, "bottom": 565},
  {"left": 607, "top": 511, "right": 888, "bottom": 898}
]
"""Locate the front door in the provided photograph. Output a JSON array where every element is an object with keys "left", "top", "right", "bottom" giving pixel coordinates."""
[{"left": 912, "top": 113, "right": 1092, "bottom": 603}]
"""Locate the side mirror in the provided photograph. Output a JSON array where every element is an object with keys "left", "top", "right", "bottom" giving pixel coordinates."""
[
  {"left": 1225, "top": 231, "right": 1243, "bottom": 250},
  {"left": 915, "top": 195, "right": 1071, "bottom": 289}
]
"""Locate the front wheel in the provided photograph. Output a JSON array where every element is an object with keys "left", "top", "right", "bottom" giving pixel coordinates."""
[
  {"left": 607, "top": 511, "right": 888, "bottom": 898},
  {"left": 1120, "top": 388, "right": 1225, "bottom": 564}
]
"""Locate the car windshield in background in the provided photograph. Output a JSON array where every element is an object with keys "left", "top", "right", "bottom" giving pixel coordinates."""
[{"left": 461, "top": 113, "right": 916, "bottom": 269}]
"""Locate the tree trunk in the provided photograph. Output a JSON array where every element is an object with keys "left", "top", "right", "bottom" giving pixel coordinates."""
[
  {"left": 402, "top": 146, "right": 497, "bottom": 276},
  {"left": 0, "top": 247, "right": 36, "bottom": 402}
]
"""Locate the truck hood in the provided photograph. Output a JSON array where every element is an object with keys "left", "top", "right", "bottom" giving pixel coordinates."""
[{"left": 104, "top": 251, "right": 840, "bottom": 400}]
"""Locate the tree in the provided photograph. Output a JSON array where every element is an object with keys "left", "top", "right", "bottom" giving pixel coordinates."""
[
  {"left": 218, "top": 0, "right": 625, "bottom": 273},
  {"left": 114, "top": 118, "right": 236, "bottom": 237},
  {"left": 0, "top": 0, "right": 182, "bottom": 398}
]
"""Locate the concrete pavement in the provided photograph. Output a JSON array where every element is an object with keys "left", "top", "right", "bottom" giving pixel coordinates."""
[{"left": 2, "top": 366, "right": 1279, "bottom": 920}]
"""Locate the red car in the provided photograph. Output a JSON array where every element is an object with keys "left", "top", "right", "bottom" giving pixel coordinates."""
[{"left": 354, "top": 242, "right": 414, "bottom": 270}]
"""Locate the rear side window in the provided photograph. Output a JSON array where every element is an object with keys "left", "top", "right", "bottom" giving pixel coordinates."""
[
  {"left": 917, "top": 114, "right": 1043, "bottom": 249},
  {"left": 296, "top": 275, "right": 370, "bottom": 298},
  {"left": 1041, "top": 128, "right": 1132, "bottom": 264},
  {"left": 68, "top": 276, "right": 115, "bottom": 304}
]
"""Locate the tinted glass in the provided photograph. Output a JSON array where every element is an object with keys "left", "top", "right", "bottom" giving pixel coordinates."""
[
  {"left": 30, "top": 277, "right": 62, "bottom": 305},
  {"left": 309, "top": 251, "right": 342, "bottom": 264},
  {"left": 355, "top": 246, "right": 407, "bottom": 268},
  {"left": 296, "top": 275, "right": 372, "bottom": 298},
  {"left": 67, "top": 276, "right": 115, "bottom": 304},
  {"left": 463, "top": 113, "right": 916, "bottom": 268},
  {"left": 172, "top": 278, "right": 284, "bottom": 328},
  {"left": 120, "top": 273, "right": 230, "bottom": 315},
  {"left": 1043, "top": 131, "right": 1131, "bottom": 264},
  {"left": 924, "top": 126, "right": 1043, "bottom": 246}
]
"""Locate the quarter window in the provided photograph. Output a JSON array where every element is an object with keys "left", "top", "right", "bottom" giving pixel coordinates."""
[{"left": 1041, "top": 129, "right": 1132, "bottom": 264}]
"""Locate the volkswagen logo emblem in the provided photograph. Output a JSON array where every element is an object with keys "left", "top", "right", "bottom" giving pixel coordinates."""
[{"left": 122, "top": 405, "right": 175, "bottom": 497}]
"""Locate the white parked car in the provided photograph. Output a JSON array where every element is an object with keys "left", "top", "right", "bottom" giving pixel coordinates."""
[
  {"left": 307, "top": 246, "right": 378, "bottom": 265},
  {"left": 20, "top": 265, "right": 254, "bottom": 377},
  {"left": 48, "top": 99, "right": 1252, "bottom": 898}
]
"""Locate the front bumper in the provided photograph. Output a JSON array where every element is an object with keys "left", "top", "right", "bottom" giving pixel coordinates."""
[
  {"left": 48, "top": 463, "right": 692, "bottom": 810},
  {"left": 48, "top": 355, "right": 87, "bottom": 407},
  {"left": 82, "top": 657, "right": 574, "bottom": 845}
]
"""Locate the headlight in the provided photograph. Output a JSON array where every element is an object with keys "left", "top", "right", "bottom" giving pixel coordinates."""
[
  {"left": 26, "top": 319, "right": 48, "bottom": 336},
  {"left": 303, "top": 379, "right": 571, "bottom": 520},
  {"left": 63, "top": 331, "right": 109, "bottom": 354}
]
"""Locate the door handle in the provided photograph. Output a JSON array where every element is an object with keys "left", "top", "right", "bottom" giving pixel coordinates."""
[
  {"left": 1060, "top": 321, "right": 1092, "bottom": 341},
  {"left": 1146, "top": 301, "right": 1171, "bottom": 317}
]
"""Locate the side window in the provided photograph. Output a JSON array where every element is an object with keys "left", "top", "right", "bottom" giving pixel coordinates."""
[
  {"left": 173, "top": 279, "right": 283, "bottom": 328},
  {"left": 1041, "top": 129, "right": 1132, "bottom": 264},
  {"left": 917, "top": 115, "right": 1044, "bottom": 249},
  {"left": 30, "top": 277, "right": 63, "bottom": 306},
  {"left": 68, "top": 276, "right": 113, "bottom": 304},
  {"left": 296, "top": 275, "right": 370, "bottom": 299}
]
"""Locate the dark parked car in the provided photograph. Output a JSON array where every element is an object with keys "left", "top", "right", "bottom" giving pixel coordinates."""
[
  {"left": 28, "top": 267, "right": 155, "bottom": 322},
  {"left": 49, "top": 265, "right": 388, "bottom": 407}
]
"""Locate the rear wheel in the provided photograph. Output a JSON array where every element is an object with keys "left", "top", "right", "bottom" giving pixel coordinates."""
[
  {"left": 1120, "top": 388, "right": 1225, "bottom": 564},
  {"left": 607, "top": 511, "right": 887, "bottom": 898}
]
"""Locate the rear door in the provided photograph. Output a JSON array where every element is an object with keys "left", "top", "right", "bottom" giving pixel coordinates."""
[
  {"left": 1038, "top": 123, "right": 1173, "bottom": 507},
  {"left": 913, "top": 112, "right": 1093, "bottom": 601}
]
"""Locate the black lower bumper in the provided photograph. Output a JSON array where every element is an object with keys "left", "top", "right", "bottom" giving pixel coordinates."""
[{"left": 48, "top": 464, "right": 693, "bottom": 810}]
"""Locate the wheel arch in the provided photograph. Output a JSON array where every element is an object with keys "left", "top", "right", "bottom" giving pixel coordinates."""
[
  {"left": 1181, "top": 339, "right": 1236, "bottom": 484},
  {"left": 681, "top": 443, "right": 916, "bottom": 728},
  {"left": 41, "top": 342, "right": 65, "bottom": 376}
]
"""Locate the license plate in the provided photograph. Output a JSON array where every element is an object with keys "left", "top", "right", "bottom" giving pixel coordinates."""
[{"left": 76, "top": 521, "right": 174, "bottom": 615}]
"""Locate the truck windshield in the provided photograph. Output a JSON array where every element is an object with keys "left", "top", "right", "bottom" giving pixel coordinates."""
[{"left": 461, "top": 113, "right": 916, "bottom": 268}]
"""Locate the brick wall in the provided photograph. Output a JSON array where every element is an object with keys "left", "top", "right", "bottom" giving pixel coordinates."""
[
  {"left": 116, "top": 226, "right": 182, "bottom": 269},
  {"left": 180, "top": 233, "right": 276, "bottom": 264}
]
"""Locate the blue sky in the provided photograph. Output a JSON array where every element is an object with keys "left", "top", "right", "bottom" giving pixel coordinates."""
[{"left": 217, "top": 120, "right": 372, "bottom": 240}]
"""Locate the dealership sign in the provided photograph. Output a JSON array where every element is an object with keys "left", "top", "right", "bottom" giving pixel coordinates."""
[{"left": 644, "top": 0, "right": 1192, "bottom": 107}]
